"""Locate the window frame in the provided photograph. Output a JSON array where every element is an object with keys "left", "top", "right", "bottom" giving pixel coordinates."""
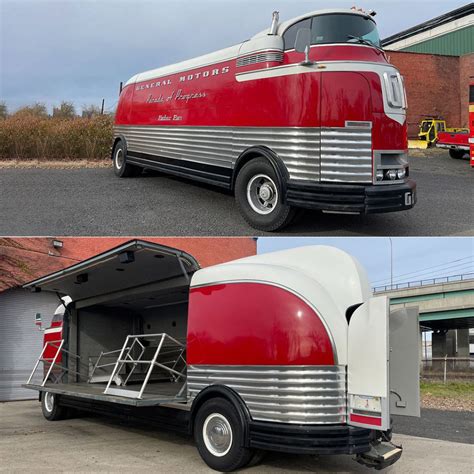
[{"left": 282, "top": 12, "right": 379, "bottom": 51}]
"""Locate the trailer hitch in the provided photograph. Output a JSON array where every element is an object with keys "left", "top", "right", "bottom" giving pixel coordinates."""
[{"left": 354, "top": 440, "right": 402, "bottom": 470}]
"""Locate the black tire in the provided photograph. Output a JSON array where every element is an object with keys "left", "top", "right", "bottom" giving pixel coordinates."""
[
  {"left": 235, "top": 157, "right": 295, "bottom": 231},
  {"left": 112, "top": 140, "right": 142, "bottom": 177},
  {"left": 449, "top": 149, "right": 466, "bottom": 160},
  {"left": 41, "top": 391, "right": 69, "bottom": 421},
  {"left": 194, "top": 397, "right": 254, "bottom": 472}
]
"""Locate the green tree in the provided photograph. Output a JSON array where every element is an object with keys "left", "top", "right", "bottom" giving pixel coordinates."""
[
  {"left": 53, "top": 101, "right": 76, "bottom": 119},
  {"left": 0, "top": 101, "right": 8, "bottom": 119}
]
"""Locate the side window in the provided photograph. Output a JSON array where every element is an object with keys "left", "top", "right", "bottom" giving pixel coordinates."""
[
  {"left": 283, "top": 18, "right": 311, "bottom": 50},
  {"left": 469, "top": 85, "right": 474, "bottom": 103}
]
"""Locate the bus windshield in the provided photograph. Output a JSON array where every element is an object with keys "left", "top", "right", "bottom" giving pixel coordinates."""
[{"left": 284, "top": 13, "right": 381, "bottom": 50}]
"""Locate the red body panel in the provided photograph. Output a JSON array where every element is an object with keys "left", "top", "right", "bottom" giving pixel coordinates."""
[
  {"left": 115, "top": 44, "right": 405, "bottom": 154},
  {"left": 437, "top": 131, "right": 469, "bottom": 147},
  {"left": 186, "top": 282, "right": 335, "bottom": 366},
  {"left": 43, "top": 320, "right": 63, "bottom": 367}
]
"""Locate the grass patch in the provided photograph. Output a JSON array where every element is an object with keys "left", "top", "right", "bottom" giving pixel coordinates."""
[{"left": 420, "top": 381, "right": 474, "bottom": 399}]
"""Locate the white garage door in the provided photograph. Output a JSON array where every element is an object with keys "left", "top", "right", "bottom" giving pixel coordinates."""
[{"left": 0, "top": 288, "right": 59, "bottom": 401}]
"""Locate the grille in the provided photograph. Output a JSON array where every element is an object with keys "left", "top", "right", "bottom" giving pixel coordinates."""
[
  {"left": 320, "top": 126, "right": 373, "bottom": 183},
  {"left": 236, "top": 51, "right": 284, "bottom": 67},
  {"left": 187, "top": 365, "right": 347, "bottom": 425}
]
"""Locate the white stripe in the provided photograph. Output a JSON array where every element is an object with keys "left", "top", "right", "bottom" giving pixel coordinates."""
[{"left": 44, "top": 327, "right": 62, "bottom": 335}]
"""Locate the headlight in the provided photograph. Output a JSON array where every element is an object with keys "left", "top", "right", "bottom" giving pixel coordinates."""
[
  {"left": 376, "top": 170, "right": 384, "bottom": 181},
  {"left": 397, "top": 168, "right": 406, "bottom": 180},
  {"left": 386, "top": 169, "right": 397, "bottom": 180}
]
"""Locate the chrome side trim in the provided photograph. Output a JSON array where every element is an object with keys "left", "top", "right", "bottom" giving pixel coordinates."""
[
  {"left": 188, "top": 365, "right": 347, "bottom": 425},
  {"left": 237, "top": 51, "right": 284, "bottom": 67},
  {"left": 320, "top": 126, "right": 372, "bottom": 183},
  {"left": 114, "top": 125, "right": 321, "bottom": 181}
]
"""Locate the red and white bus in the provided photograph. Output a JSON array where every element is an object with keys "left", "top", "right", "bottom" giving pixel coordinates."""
[
  {"left": 25, "top": 240, "right": 419, "bottom": 471},
  {"left": 112, "top": 8, "right": 416, "bottom": 231}
]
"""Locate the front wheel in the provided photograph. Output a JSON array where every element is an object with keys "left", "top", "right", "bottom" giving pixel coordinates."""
[
  {"left": 41, "top": 391, "right": 68, "bottom": 421},
  {"left": 235, "top": 158, "right": 295, "bottom": 231},
  {"left": 194, "top": 398, "right": 254, "bottom": 472},
  {"left": 113, "top": 140, "right": 142, "bottom": 177},
  {"left": 449, "top": 149, "right": 466, "bottom": 159}
]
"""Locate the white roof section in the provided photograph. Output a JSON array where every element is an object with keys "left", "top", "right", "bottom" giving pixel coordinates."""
[
  {"left": 125, "top": 44, "right": 241, "bottom": 86},
  {"left": 191, "top": 246, "right": 372, "bottom": 364}
]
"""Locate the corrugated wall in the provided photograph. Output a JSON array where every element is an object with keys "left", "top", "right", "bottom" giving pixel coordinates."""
[
  {"left": 401, "top": 26, "right": 474, "bottom": 56},
  {"left": 0, "top": 288, "right": 59, "bottom": 401}
]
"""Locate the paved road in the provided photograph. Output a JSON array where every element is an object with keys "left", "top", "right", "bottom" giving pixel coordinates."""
[
  {"left": 0, "top": 151, "right": 472, "bottom": 236},
  {"left": 0, "top": 401, "right": 472, "bottom": 473}
]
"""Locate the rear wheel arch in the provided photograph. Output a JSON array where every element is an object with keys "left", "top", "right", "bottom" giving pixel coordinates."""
[
  {"left": 190, "top": 385, "right": 251, "bottom": 447},
  {"left": 232, "top": 146, "right": 289, "bottom": 196},
  {"left": 111, "top": 135, "right": 127, "bottom": 160}
]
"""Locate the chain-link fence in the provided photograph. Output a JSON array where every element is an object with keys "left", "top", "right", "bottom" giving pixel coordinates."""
[{"left": 421, "top": 357, "right": 474, "bottom": 382}]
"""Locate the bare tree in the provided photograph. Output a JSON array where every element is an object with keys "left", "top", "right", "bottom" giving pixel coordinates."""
[
  {"left": 82, "top": 104, "right": 101, "bottom": 118},
  {"left": 52, "top": 101, "right": 76, "bottom": 119},
  {"left": 0, "top": 101, "right": 8, "bottom": 119}
]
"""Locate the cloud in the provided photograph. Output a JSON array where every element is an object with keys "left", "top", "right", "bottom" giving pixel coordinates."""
[{"left": 0, "top": 0, "right": 467, "bottom": 112}]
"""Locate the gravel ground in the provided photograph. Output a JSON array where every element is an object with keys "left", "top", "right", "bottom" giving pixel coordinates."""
[
  {"left": 1, "top": 401, "right": 472, "bottom": 472},
  {"left": 0, "top": 148, "right": 472, "bottom": 236},
  {"left": 422, "top": 394, "right": 474, "bottom": 412}
]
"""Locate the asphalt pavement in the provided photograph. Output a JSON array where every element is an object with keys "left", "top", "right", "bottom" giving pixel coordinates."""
[
  {"left": 0, "top": 401, "right": 472, "bottom": 473},
  {"left": 0, "top": 150, "right": 472, "bottom": 236}
]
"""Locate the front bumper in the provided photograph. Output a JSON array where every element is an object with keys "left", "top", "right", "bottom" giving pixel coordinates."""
[
  {"left": 286, "top": 179, "right": 416, "bottom": 214},
  {"left": 249, "top": 421, "right": 375, "bottom": 455}
]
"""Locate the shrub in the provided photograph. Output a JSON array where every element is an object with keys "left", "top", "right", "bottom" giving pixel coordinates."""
[{"left": 0, "top": 112, "right": 114, "bottom": 161}]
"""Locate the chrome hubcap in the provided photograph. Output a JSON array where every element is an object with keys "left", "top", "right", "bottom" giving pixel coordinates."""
[
  {"left": 203, "top": 413, "right": 233, "bottom": 457},
  {"left": 247, "top": 174, "right": 278, "bottom": 215},
  {"left": 115, "top": 148, "right": 124, "bottom": 169},
  {"left": 44, "top": 392, "right": 54, "bottom": 413}
]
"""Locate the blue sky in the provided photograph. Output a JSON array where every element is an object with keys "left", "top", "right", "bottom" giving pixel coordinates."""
[
  {"left": 0, "top": 0, "right": 468, "bottom": 112},
  {"left": 257, "top": 237, "right": 474, "bottom": 289}
]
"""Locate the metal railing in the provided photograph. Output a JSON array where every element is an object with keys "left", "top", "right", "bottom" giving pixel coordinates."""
[
  {"left": 373, "top": 272, "right": 474, "bottom": 293},
  {"left": 103, "top": 333, "right": 186, "bottom": 399},
  {"left": 26, "top": 339, "right": 85, "bottom": 386},
  {"left": 421, "top": 357, "right": 473, "bottom": 383}
]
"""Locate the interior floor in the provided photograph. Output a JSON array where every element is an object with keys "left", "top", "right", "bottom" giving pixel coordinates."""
[{"left": 26, "top": 380, "right": 187, "bottom": 407}]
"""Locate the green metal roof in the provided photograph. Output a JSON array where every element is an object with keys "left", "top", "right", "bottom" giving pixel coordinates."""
[{"left": 399, "top": 25, "right": 474, "bottom": 56}]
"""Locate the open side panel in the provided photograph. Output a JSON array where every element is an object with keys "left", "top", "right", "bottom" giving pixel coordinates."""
[
  {"left": 389, "top": 307, "right": 420, "bottom": 417},
  {"left": 347, "top": 296, "right": 390, "bottom": 431}
]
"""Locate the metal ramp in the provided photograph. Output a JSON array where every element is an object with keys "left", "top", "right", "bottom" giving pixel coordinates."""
[{"left": 24, "top": 333, "right": 187, "bottom": 407}]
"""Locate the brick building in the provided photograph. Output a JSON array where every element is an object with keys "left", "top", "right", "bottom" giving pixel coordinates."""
[
  {"left": 0, "top": 237, "right": 256, "bottom": 401},
  {"left": 382, "top": 4, "right": 473, "bottom": 137}
]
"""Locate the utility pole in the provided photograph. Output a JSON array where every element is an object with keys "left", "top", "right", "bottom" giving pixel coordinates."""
[
  {"left": 100, "top": 98, "right": 105, "bottom": 115},
  {"left": 389, "top": 237, "right": 393, "bottom": 289}
]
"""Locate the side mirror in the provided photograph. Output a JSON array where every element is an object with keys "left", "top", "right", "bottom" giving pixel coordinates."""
[
  {"left": 35, "top": 312, "right": 43, "bottom": 331},
  {"left": 294, "top": 28, "right": 312, "bottom": 65}
]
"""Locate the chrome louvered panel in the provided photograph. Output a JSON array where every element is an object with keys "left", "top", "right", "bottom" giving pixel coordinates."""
[
  {"left": 114, "top": 126, "right": 321, "bottom": 181},
  {"left": 236, "top": 51, "right": 284, "bottom": 67},
  {"left": 320, "top": 127, "right": 373, "bottom": 183},
  {"left": 187, "top": 365, "right": 347, "bottom": 425}
]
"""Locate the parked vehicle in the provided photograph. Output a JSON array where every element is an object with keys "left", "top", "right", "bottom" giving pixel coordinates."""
[
  {"left": 24, "top": 240, "right": 419, "bottom": 471},
  {"left": 436, "top": 130, "right": 470, "bottom": 159},
  {"left": 112, "top": 8, "right": 416, "bottom": 231}
]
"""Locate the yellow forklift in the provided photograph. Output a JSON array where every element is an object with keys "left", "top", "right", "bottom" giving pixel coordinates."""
[{"left": 409, "top": 118, "right": 467, "bottom": 149}]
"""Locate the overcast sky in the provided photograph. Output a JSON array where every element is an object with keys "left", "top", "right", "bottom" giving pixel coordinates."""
[
  {"left": 258, "top": 237, "right": 474, "bottom": 289},
  {"left": 0, "top": 0, "right": 468, "bottom": 113}
]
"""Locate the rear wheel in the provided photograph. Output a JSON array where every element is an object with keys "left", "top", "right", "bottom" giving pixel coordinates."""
[
  {"left": 194, "top": 397, "right": 254, "bottom": 472},
  {"left": 113, "top": 140, "right": 142, "bottom": 177},
  {"left": 41, "top": 391, "right": 68, "bottom": 421},
  {"left": 235, "top": 158, "right": 295, "bottom": 231},
  {"left": 449, "top": 149, "right": 466, "bottom": 159}
]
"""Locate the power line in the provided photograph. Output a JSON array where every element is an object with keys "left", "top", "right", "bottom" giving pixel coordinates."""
[
  {"left": 388, "top": 261, "right": 474, "bottom": 283},
  {"left": 371, "top": 255, "right": 473, "bottom": 284}
]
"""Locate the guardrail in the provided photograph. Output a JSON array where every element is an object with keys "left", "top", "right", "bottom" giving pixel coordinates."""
[{"left": 373, "top": 273, "right": 474, "bottom": 293}]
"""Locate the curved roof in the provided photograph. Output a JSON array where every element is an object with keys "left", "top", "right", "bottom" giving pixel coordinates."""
[{"left": 191, "top": 245, "right": 372, "bottom": 364}]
